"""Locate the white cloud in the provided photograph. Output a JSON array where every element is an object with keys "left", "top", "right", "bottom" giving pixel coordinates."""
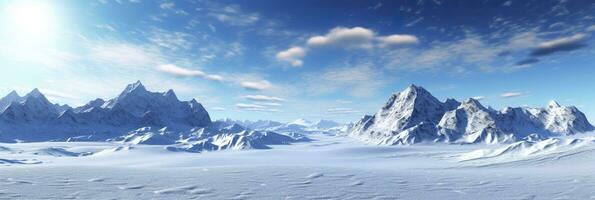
[
  {"left": 158, "top": 64, "right": 204, "bottom": 77},
  {"left": 158, "top": 64, "right": 225, "bottom": 82},
  {"left": 327, "top": 107, "right": 360, "bottom": 115},
  {"left": 277, "top": 27, "right": 419, "bottom": 66},
  {"left": 208, "top": 5, "right": 259, "bottom": 26},
  {"left": 88, "top": 42, "right": 161, "bottom": 68},
  {"left": 377, "top": 34, "right": 419, "bottom": 47},
  {"left": 306, "top": 27, "right": 375, "bottom": 49},
  {"left": 588, "top": 25, "right": 595, "bottom": 32},
  {"left": 243, "top": 95, "right": 285, "bottom": 102},
  {"left": 240, "top": 80, "right": 274, "bottom": 91},
  {"left": 211, "top": 107, "right": 226, "bottom": 111},
  {"left": 235, "top": 103, "right": 278, "bottom": 112},
  {"left": 500, "top": 92, "right": 526, "bottom": 98},
  {"left": 160, "top": 2, "right": 174, "bottom": 9},
  {"left": 205, "top": 74, "right": 224, "bottom": 82},
  {"left": 258, "top": 102, "right": 281, "bottom": 107},
  {"left": 276, "top": 47, "right": 306, "bottom": 67}
]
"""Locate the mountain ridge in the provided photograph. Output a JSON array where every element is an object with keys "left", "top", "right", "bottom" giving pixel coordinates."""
[
  {"left": 0, "top": 81, "right": 301, "bottom": 152},
  {"left": 349, "top": 85, "right": 594, "bottom": 145}
]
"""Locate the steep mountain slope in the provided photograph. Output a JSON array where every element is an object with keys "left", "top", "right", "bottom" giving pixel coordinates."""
[
  {"left": 100, "top": 81, "right": 211, "bottom": 127},
  {"left": 0, "top": 91, "right": 23, "bottom": 112},
  {"left": 349, "top": 85, "right": 449, "bottom": 144},
  {"left": 349, "top": 85, "right": 594, "bottom": 145},
  {"left": 0, "top": 81, "right": 303, "bottom": 151},
  {"left": 438, "top": 99, "right": 513, "bottom": 144}
]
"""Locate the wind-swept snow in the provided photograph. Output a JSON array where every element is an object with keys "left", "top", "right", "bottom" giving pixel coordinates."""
[{"left": 1, "top": 132, "right": 595, "bottom": 199}]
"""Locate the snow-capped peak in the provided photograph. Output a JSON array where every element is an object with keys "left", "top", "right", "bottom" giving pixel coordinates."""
[
  {"left": 0, "top": 90, "right": 23, "bottom": 112},
  {"left": 460, "top": 98, "right": 487, "bottom": 110},
  {"left": 26, "top": 88, "right": 45, "bottom": 98},
  {"left": 548, "top": 100, "right": 561, "bottom": 108},
  {"left": 5, "top": 90, "right": 20, "bottom": 99},
  {"left": 119, "top": 80, "right": 147, "bottom": 97},
  {"left": 350, "top": 84, "right": 594, "bottom": 145},
  {"left": 22, "top": 89, "right": 53, "bottom": 106},
  {"left": 164, "top": 89, "right": 178, "bottom": 100}
]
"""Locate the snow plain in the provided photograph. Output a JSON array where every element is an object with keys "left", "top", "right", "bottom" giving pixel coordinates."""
[{"left": 2, "top": 132, "right": 595, "bottom": 200}]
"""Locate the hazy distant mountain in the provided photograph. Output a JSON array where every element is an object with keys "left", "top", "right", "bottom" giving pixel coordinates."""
[{"left": 216, "top": 118, "right": 345, "bottom": 134}]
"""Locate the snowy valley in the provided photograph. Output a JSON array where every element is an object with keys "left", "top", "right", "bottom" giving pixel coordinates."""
[{"left": 1, "top": 82, "right": 595, "bottom": 199}]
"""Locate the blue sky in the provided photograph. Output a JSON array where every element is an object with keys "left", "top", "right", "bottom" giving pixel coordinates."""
[{"left": 0, "top": 0, "right": 594, "bottom": 123}]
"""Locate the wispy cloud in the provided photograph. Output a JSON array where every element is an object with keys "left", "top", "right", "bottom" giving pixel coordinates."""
[
  {"left": 240, "top": 80, "right": 274, "bottom": 91},
  {"left": 243, "top": 95, "right": 285, "bottom": 102},
  {"left": 208, "top": 4, "right": 259, "bottom": 26},
  {"left": 40, "top": 89, "right": 81, "bottom": 100},
  {"left": 235, "top": 103, "right": 278, "bottom": 112},
  {"left": 157, "top": 64, "right": 204, "bottom": 77},
  {"left": 530, "top": 34, "right": 587, "bottom": 56},
  {"left": 405, "top": 17, "right": 423, "bottom": 27},
  {"left": 149, "top": 29, "right": 194, "bottom": 50},
  {"left": 158, "top": 64, "right": 224, "bottom": 82},
  {"left": 211, "top": 107, "right": 226, "bottom": 111},
  {"left": 327, "top": 107, "right": 360, "bottom": 115},
  {"left": 500, "top": 92, "right": 526, "bottom": 98},
  {"left": 88, "top": 41, "right": 162, "bottom": 68},
  {"left": 159, "top": 2, "right": 174, "bottom": 9},
  {"left": 95, "top": 24, "right": 116, "bottom": 32},
  {"left": 303, "top": 63, "right": 387, "bottom": 97},
  {"left": 515, "top": 58, "right": 539, "bottom": 66}
]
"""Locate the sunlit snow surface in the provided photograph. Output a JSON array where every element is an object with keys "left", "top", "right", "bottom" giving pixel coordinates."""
[{"left": 1, "top": 132, "right": 595, "bottom": 199}]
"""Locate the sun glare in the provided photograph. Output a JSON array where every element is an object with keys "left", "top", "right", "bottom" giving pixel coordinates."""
[{"left": 4, "top": 1, "right": 58, "bottom": 40}]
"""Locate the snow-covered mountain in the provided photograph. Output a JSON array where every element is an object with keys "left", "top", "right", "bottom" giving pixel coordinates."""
[
  {"left": 0, "top": 81, "right": 302, "bottom": 151},
  {"left": 349, "top": 85, "right": 594, "bottom": 145},
  {"left": 0, "top": 90, "right": 23, "bottom": 112}
]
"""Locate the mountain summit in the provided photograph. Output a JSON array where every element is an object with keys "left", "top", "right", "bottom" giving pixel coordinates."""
[
  {"left": 0, "top": 81, "right": 211, "bottom": 141},
  {"left": 349, "top": 85, "right": 594, "bottom": 145}
]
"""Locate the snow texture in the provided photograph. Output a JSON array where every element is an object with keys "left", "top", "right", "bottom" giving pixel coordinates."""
[{"left": 349, "top": 85, "right": 594, "bottom": 145}]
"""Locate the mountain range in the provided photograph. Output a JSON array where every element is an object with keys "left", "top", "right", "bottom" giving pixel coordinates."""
[
  {"left": 1, "top": 82, "right": 592, "bottom": 148},
  {"left": 349, "top": 85, "right": 594, "bottom": 145},
  {"left": 0, "top": 81, "right": 301, "bottom": 151}
]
